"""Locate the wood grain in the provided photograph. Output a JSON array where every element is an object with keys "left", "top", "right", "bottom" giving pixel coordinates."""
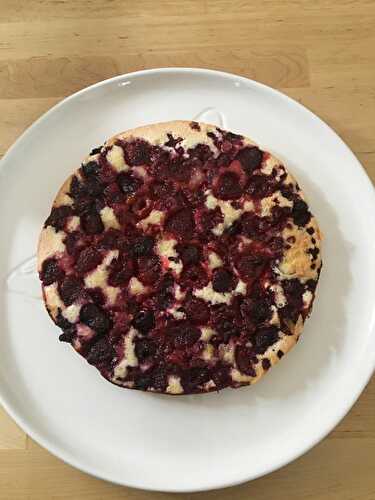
[{"left": 0, "top": 1, "right": 374, "bottom": 498}]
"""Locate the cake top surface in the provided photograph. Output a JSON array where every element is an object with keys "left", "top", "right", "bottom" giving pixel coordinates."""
[{"left": 38, "top": 120, "right": 322, "bottom": 394}]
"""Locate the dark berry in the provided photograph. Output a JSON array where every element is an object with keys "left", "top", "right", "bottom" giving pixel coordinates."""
[
  {"left": 90, "top": 146, "right": 102, "bottom": 155},
  {"left": 137, "top": 255, "right": 161, "bottom": 285},
  {"left": 177, "top": 244, "right": 200, "bottom": 265},
  {"left": 165, "top": 208, "right": 195, "bottom": 238},
  {"left": 168, "top": 158, "right": 192, "bottom": 183},
  {"left": 171, "top": 321, "right": 201, "bottom": 349},
  {"left": 117, "top": 172, "right": 142, "bottom": 196},
  {"left": 241, "top": 298, "right": 271, "bottom": 325},
  {"left": 277, "top": 350, "right": 284, "bottom": 358},
  {"left": 73, "top": 196, "right": 93, "bottom": 215},
  {"left": 187, "top": 143, "right": 212, "bottom": 162},
  {"left": 40, "top": 258, "right": 64, "bottom": 285},
  {"left": 254, "top": 326, "right": 279, "bottom": 353},
  {"left": 224, "top": 130, "right": 243, "bottom": 142},
  {"left": 236, "top": 146, "right": 263, "bottom": 174},
  {"left": 75, "top": 247, "right": 102, "bottom": 274},
  {"left": 59, "top": 276, "right": 83, "bottom": 305},
  {"left": 86, "top": 337, "right": 114, "bottom": 366},
  {"left": 225, "top": 219, "right": 242, "bottom": 236},
  {"left": 292, "top": 199, "right": 311, "bottom": 227},
  {"left": 212, "top": 268, "right": 236, "bottom": 293},
  {"left": 151, "top": 366, "right": 168, "bottom": 391},
  {"left": 103, "top": 183, "right": 124, "bottom": 204},
  {"left": 237, "top": 254, "right": 265, "bottom": 280},
  {"left": 80, "top": 303, "right": 111, "bottom": 333},
  {"left": 280, "top": 186, "right": 294, "bottom": 200},
  {"left": 215, "top": 172, "right": 243, "bottom": 200},
  {"left": 98, "top": 229, "right": 122, "bottom": 250},
  {"left": 134, "top": 375, "right": 152, "bottom": 390},
  {"left": 240, "top": 213, "right": 273, "bottom": 239},
  {"left": 45, "top": 205, "right": 73, "bottom": 230},
  {"left": 247, "top": 174, "right": 277, "bottom": 198},
  {"left": 122, "top": 139, "right": 152, "bottom": 166},
  {"left": 87, "top": 287, "right": 106, "bottom": 305},
  {"left": 132, "top": 311, "right": 155, "bottom": 334},
  {"left": 82, "top": 161, "right": 100, "bottom": 177},
  {"left": 306, "top": 279, "right": 318, "bottom": 292},
  {"left": 214, "top": 311, "right": 240, "bottom": 341},
  {"left": 58, "top": 328, "right": 76, "bottom": 343},
  {"left": 56, "top": 310, "right": 73, "bottom": 330},
  {"left": 179, "top": 265, "right": 208, "bottom": 290},
  {"left": 184, "top": 297, "right": 209, "bottom": 324},
  {"left": 211, "top": 363, "right": 231, "bottom": 389},
  {"left": 235, "top": 345, "right": 256, "bottom": 376},
  {"left": 156, "top": 274, "right": 174, "bottom": 309},
  {"left": 262, "top": 358, "right": 271, "bottom": 370},
  {"left": 69, "top": 176, "right": 85, "bottom": 198},
  {"left": 135, "top": 338, "right": 157, "bottom": 362},
  {"left": 150, "top": 180, "right": 175, "bottom": 200},
  {"left": 197, "top": 208, "right": 223, "bottom": 236},
  {"left": 108, "top": 256, "right": 133, "bottom": 287},
  {"left": 64, "top": 232, "right": 82, "bottom": 257},
  {"left": 131, "top": 236, "right": 154, "bottom": 257},
  {"left": 181, "top": 367, "right": 210, "bottom": 392},
  {"left": 81, "top": 211, "right": 104, "bottom": 234},
  {"left": 84, "top": 176, "right": 104, "bottom": 197}
]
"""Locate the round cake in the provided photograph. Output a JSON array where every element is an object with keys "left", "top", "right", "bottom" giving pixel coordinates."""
[{"left": 38, "top": 121, "right": 322, "bottom": 395}]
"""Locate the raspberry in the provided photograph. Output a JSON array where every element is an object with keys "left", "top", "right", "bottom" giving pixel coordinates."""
[
  {"left": 86, "top": 337, "right": 114, "bottom": 366},
  {"left": 80, "top": 303, "right": 111, "bottom": 333},
  {"left": 254, "top": 326, "right": 279, "bottom": 353},
  {"left": 132, "top": 311, "right": 155, "bottom": 334},
  {"left": 117, "top": 172, "right": 142, "bottom": 197},
  {"left": 214, "top": 172, "right": 243, "bottom": 200},
  {"left": 235, "top": 345, "right": 256, "bottom": 376},
  {"left": 236, "top": 146, "right": 263, "bottom": 174},
  {"left": 45, "top": 206, "right": 73, "bottom": 230},
  {"left": 165, "top": 208, "right": 195, "bottom": 238},
  {"left": 40, "top": 258, "right": 64, "bottom": 285},
  {"left": 212, "top": 268, "right": 236, "bottom": 292},
  {"left": 81, "top": 211, "right": 104, "bottom": 234},
  {"left": 59, "top": 276, "right": 83, "bottom": 305},
  {"left": 75, "top": 247, "right": 102, "bottom": 274},
  {"left": 292, "top": 199, "right": 311, "bottom": 227},
  {"left": 135, "top": 338, "right": 157, "bottom": 362},
  {"left": 122, "top": 139, "right": 152, "bottom": 166}
]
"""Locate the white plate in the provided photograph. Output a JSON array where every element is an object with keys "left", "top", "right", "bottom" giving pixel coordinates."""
[{"left": 1, "top": 68, "right": 374, "bottom": 493}]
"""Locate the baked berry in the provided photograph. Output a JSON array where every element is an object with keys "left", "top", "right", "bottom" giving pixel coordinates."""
[
  {"left": 212, "top": 268, "right": 236, "bottom": 293},
  {"left": 214, "top": 172, "right": 243, "bottom": 200},
  {"left": 132, "top": 311, "right": 155, "bottom": 334},
  {"left": 80, "top": 303, "right": 111, "bottom": 333},
  {"left": 81, "top": 211, "right": 104, "bottom": 234},
  {"left": 117, "top": 172, "right": 142, "bottom": 196},
  {"left": 75, "top": 247, "right": 102, "bottom": 274},
  {"left": 236, "top": 146, "right": 263, "bottom": 174},
  {"left": 40, "top": 258, "right": 64, "bottom": 285},
  {"left": 59, "top": 276, "right": 83, "bottom": 306},
  {"left": 131, "top": 236, "right": 154, "bottom": 257}
]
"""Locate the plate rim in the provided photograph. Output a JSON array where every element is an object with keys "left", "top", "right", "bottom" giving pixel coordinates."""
[{"left": 1, "top": 67, "right": 375, "bottom": 493}]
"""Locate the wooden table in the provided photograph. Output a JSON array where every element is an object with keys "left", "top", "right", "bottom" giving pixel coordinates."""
[{"left": 1, "top": 1, "right": 374, "bottom": 498}]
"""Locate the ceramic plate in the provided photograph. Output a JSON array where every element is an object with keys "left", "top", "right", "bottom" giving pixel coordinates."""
[{"left": 1, "top": 68, "right": 374, "bottom": 492}]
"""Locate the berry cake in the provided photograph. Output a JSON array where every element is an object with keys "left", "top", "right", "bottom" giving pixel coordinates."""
[{"left": 38, "top": 121, "right": 322, "bottom": 395}]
